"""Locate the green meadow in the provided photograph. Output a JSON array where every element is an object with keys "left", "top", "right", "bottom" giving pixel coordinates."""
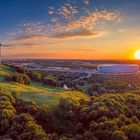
[{"left": 0, "top": 65, "right": 89, "bottom": 109}]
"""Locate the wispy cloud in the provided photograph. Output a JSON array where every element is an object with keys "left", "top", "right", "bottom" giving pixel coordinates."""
[
  {"left": 10, "top": 11, "right": 120, "bottom": 42},
  {"left": 51, "top": 30, "right": 100, "bottom": 39},
  {"left": 4, "top": 53, "right": 56, "bottom": 59},
  {"left": 48, "top": 1, "right": 78, "bottom": 21},
  {"left": 14, "top": 34, "right": 48, "bottom": 41},
  {"left": 2, "top": 42, "right": 39, "bottom": 48},
  {"left": 9, "top": 22, "right": 48, "bottom": 38},
  {"left": 118, "top": 29, "right": 125, "bottom": 33},
  {"left": 52, "top": 10, "right": 120, "bottom": 38},
  {"left": 8, "top": 0, "right": 120, "bottom": 44},
  {"left": 82, "top": 0, "right": 90, "bottom": 5}
]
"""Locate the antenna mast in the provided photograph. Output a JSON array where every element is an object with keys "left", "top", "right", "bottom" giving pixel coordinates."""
[
  {"left": 0, "top": 43, "right": 1, "bottom": 66},
  {"left": 0, "top": 43, "right": 1, "bottom": 93}
]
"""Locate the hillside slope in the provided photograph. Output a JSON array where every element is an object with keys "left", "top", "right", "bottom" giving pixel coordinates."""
[{"left": 0, "top": 65, "right": 89, "bottom": 109}]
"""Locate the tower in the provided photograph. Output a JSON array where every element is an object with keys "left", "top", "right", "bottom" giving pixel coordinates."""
[{"left": 0, "top": 43, "right": 1, "bottom": 66}]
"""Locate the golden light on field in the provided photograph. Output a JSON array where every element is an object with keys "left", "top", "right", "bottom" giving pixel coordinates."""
[{"left": 135, "top": 50, "right": 140, "bottom": 59}]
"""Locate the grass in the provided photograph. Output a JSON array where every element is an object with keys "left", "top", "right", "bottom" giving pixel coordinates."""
[
  {"left": 20, "top": 91, "right": 89, "bottom": 110},
  {"left": 80, "top": 82, "right": 91, "bottom": 93},
  {"left": 31, "top": 82, "right": 65, "bottom": 92},
  {"left": 0, "top": 65, "right": 10, "bottom": 70},
  {"left": 0, "top": 65, "right": 12, "bottom": 81},
  {"left": 1, "top": 81, "right": 89, "bottom": 109},
  {"left": 0, "top": 65, "right": 89, "bottom": 110}
]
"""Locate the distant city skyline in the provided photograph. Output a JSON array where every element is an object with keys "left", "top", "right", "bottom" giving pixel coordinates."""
[{"left": 0, "top": 0, "right": 140, "bottom": 60}]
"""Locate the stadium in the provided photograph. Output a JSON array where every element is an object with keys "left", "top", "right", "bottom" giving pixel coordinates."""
[{"left": 97, "top": 64, "right": 139, "bottom": 74}]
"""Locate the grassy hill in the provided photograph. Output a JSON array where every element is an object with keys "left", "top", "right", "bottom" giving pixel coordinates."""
[{"left": 0, "top": 65, "right": 89, "bottom": 109}]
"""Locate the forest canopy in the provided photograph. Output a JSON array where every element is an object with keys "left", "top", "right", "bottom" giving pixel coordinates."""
[{"left": 0, "top": 90, "right": 140, "bottom": 140}]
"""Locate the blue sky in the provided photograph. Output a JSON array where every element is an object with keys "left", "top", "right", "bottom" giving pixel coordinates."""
[
  {"left": 0, "top": 0, "right": 139, "bottom": 36},
  {"left": 0, "top": 0, "right": 140, "bottom": 59}
]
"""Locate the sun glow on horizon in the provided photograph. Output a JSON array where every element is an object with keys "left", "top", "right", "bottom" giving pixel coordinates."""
[{"left": 134, "top": 50, "right": 140, "bottom": 59}]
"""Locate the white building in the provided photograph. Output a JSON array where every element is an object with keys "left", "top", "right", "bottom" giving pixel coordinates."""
[
  {"left": 97, "top": 64, "right": 139, "bottom": 74},
  {"left": 63, "top": 84, "right": 69, "bottom": 90}
]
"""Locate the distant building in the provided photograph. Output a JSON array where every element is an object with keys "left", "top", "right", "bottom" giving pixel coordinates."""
[
  {"left": 63, "top": 84, "right": 69, "bottom": 90},
  {"left": 97, "top": 64, "right": 139, "bottom": 74},
  {"left": 128, "top": 84, "right": 131, "bottom": 88}
]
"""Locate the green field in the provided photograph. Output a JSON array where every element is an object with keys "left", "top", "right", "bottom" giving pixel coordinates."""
[{"left": 0, "top": 65, "right": 89, "bottom": 109}]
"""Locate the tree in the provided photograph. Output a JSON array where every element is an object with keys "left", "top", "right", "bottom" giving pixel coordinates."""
[{"left": 111, "top": 130, "right": 128, "bottom": 140}]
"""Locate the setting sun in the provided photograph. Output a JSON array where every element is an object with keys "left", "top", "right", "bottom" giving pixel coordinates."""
[{"left": 135, "top": 50, "right": 140, "bottom": 59}]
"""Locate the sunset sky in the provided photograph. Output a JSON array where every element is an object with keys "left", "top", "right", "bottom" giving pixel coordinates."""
[{"left": 1, "top": 0, "right": 140, "bottom": 60}]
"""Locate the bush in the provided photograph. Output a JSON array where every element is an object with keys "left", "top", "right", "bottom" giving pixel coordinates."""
[
  {"left": 5, "top": 73, "right": 31, "bottom": 85},
  {"left": 43, "top": 75, "right": 58, "bottom": 86}
]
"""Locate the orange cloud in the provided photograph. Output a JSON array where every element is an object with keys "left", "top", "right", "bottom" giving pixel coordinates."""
[
  {"left": 14, "top": 34, "right": 48, "bottom": 42},
  {"left": 51, "top": 30, "right": 99, "bottom": 39}
]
